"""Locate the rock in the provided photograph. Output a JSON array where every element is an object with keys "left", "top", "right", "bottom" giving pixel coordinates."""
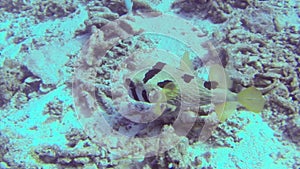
[
  {"left": 35, "top": 145, "right": 60, "bottom": 164},
  {"left": 240, "top": 8, "right": 276, "bottom": 34},
  {"left": 57, "top": 157, "right": 72, "bottom": 165},
  {"left": 273, "top": 16, "right": 284, "bottom": 32},
  {"left": 0, "top": 162, "right": 9, "bottom": 169},
  {"left": 171, "top": 0, "right": 232, "bottom": 24},
  {"left": 23, "top": 43, "right": 69, "bottom": 85},
  {"left": 74, "top": 157, "right": 90, "bottom": 164},
  {"left": 65, "top": 128, "right": 88, "bottom": 147}
]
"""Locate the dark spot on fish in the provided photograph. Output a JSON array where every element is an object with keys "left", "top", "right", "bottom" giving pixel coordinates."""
[
  {"left": 181, "top": 74, "right": 194, "bottom": 83},
  {"left": 193, "top": 57, "right": 204, "bottom": 68},
  {"left": 164, "top": 82, "right": 176, "bottom": 90},
  {"left": 142, "top": 90, "right": 150, "bottom": 103},
  {"left": 143, "top": 62, "right": 166, "bottom": 84},
  {"left": 157, "top": 80, "right": 173, "bottom": 88},
  {"left": 126, "top": 78, "right": 140, "bottom": 101},
  {"left": 218, "top": 48, "right": 229, "bottom": 67},
  {"left": 204, "top": 81, "right": 218, "bottom": 90}
]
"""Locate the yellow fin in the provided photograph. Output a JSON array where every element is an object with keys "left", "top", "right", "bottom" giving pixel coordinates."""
[
  {"left": 153, "top": 103, "right": 163, "bottom": 116},
  {"left": 237, "top": 87, "right": 265, "bottom": 113},
  {"left": 162, "top": 82, "right": 179, "bottom": 101},
  {"left": 215, "top": 102, "right": 238, "bottom": 122},
  {"left": 209, "top": 64, "right": 232, "bottom": 89},
  {"left": 180, "top": 51, "right": 193, "bottom": 72}
]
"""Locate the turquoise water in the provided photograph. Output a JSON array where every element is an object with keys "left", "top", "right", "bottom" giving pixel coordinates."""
[{"left": 0, "top": 0, "right": 299, "bottom": 168}]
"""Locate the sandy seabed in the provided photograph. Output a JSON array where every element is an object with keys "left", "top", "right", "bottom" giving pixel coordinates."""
[{"left": 0, "top": 0, "right": 299, "bottom": 169}]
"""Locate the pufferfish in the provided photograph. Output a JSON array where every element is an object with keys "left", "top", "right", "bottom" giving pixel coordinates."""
[{"left": 125, "top": 51, "right": 265, "bottom": 122}]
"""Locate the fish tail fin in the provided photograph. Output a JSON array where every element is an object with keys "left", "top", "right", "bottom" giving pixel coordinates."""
[{"left": 237, "top": 87, "right": 265, "bottom": 113}]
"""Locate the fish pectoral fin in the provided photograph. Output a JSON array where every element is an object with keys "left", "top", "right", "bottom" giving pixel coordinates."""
[{"left": 215, "top": 102, "right": 238, "bottom": 122}]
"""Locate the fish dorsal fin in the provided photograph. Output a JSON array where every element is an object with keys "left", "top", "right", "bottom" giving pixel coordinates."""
[
  {"left": 180, "top": 51, "right": 193, "bottom": 72},
  {"left": 237, "top": 87, "right": 265, "bottom": 113},
  {"left": 143, "top": 62, "right": 166, "bottom": 84},
  {"left": 209, "top": 64, "right": 232, "bottom": 89}
]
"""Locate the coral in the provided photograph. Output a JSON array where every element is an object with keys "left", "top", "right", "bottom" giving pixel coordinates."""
[
  {"left": 144, "top": 137, "right": 192, "bottom": 168},
  {"left": 0, "top": 58, "right": 46, "bottom": 108},
  {"left": 35, "top": 145, "right": 60, "bottom": 164},
  {"left": 0, "top": 132, "right": 10, "bottom": 162},
  {"left": 211, "top": 3, "right": 300, "bottom": 146},
  {"left": 0, "top": 0, "right": 32, "bottom": 13},
  {"left": 101, "top": 0, "right": 154, "bottom": 16},
  {"left": 0, "top": 0, "right": 77, "bottom": 21},
  {"left": 43, "top": 98, "right": 65, "bottom": 123},
  {"left": 171, "top": 0, "right": 288, "bottom": 27},
  {"left": 65, "top": 128, "right": 88, "bottom": 147},
  {"left": 171, "top": 0, "right": 236, "bottom": 24},
  {"left": 256, "top": 30, "right": 299, "bottom": 144},
  {"left": 34, "top": 142, "right": 102, "bottom": 167},
  {"left": 187, "top": 110, "right": 248, "bottom": 148},
  {"left": 283, "top": 114, "right": 300, "bottom": 146},
  {"left": 207, "top": 114, "right": 249, "bottom": 147},
  {"left": 0, "top": 59, "right": 25, "bottom": 107},
  {"left": 76, "top": 0, "right": 154, "bottom": 35},
  {"left": 73, "top": 15, "right": 144, "bottom": 119},
  {"left": 240, "top": 7, "right": 277, "bottom": 34},
  {"left": 76, "top": 2, "right": 119, "bottom": 35},
  {"left": 34, "top": 0, "right": 77, "bottom": 21}
]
